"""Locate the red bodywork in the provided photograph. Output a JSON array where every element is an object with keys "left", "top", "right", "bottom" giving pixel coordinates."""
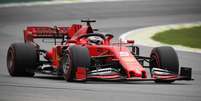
[{"left": 23, "top": 21, "right": 192, "bottom": 81}]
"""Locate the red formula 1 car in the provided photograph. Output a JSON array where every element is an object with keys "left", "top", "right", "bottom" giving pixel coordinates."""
[{"left": 7, "top": 19, "right": 193, "bottom": 83}]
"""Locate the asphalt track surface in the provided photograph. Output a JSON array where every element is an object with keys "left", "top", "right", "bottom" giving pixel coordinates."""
[{"left": 0, "top": 0, "right": 201, "bottom": 101}]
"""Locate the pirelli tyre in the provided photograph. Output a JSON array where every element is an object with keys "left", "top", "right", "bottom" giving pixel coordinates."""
[
  {"left": 62, "top": 45, "right": 90, "bottom": 82},
  {"left": 150, "top": 46, "right": 179, "bottom": 83},
  {"left": 7, "top": 43, "right": 38, "bottom": 77}
]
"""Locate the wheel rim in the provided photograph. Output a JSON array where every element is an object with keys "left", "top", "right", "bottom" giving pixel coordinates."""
[
  {"left": 63, "top": 54, "right": 72, "bottom": 79},
  {"left": 7, "top": 49, "right": 14, "bottom": 70},
  {"left": 150, "top": 54, "right": 159, "bottom": 77}
]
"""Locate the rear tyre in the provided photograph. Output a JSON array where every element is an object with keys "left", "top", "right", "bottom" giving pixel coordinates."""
[
  {"left": 7, "top": 43, "right": 38, "bottom": 77},
  {"left": 150, "top": 46, "right": 179, "bottom": 83},
  {"left": 62, "top": 45, "right": 90, "bottom": 82}
]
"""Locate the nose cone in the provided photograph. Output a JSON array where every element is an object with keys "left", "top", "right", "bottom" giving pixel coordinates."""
[
  {"left": 128, "top": 67, "right": 147, "bottom": 78},
  {"left": 111, "top": 47, "right": 147, "bottom": 78},
  {"left": 119, "top": 56, "right": 147, "bottom": 78}
]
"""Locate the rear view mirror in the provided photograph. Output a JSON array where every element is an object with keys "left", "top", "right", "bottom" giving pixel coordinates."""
[{"left": 127, "top": 40, "right": 135, "bottom": 44}]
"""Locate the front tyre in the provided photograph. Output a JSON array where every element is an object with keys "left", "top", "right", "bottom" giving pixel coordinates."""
[
  {"left": 150, "top": 46, "right": 179, "bottom": 83},
  {"left": 62, "top": 45, "right": 90, "bottom": 82}
]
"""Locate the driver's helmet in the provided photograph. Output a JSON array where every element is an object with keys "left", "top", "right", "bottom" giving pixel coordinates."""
[{"left": 88, "top": 36, "right": 103, "bottom": 45}]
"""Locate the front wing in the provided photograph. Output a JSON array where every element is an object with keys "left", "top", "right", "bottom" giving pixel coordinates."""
[{"left": 75, "top": 67, "right": 193, "bottom": 82}]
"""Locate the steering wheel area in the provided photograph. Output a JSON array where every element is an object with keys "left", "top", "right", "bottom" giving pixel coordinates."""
[{"left": 78, "top": 33, "right": 105, "bottom": 45}]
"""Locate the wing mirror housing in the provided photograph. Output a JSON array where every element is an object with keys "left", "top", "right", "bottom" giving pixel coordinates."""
[
  {"left": 127, "top": 40, "right": 135, "bottom": 44},
  {"left": 105, "top": 34, "right": 114, "bottom": 40}
]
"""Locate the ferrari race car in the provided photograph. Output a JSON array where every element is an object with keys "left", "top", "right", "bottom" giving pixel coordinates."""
[{"left": 7, "top": 19, "right": 193, "bottom": 83}]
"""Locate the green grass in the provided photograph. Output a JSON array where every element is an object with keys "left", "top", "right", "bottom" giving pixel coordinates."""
[
  {"left": 0, "top": 0, "right": 51, "bottom": 4},
  {"left": 152, "top": 26, "right": 201, "bottom": 49}
]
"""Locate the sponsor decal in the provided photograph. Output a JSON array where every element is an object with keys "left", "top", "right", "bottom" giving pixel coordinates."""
[{"left": 120, "top": 51, "right": 129, "bottom": 57}]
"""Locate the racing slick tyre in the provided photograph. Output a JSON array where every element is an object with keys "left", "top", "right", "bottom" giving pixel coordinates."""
[
  {"left": 62, "top": 45, "right": 90, "bottom": 82},
  {"left": 150, "top": 46, "right": 179, "bottom": 83},
  {"left": 7, "top": 43, "right": 38, "bottom": 77}
]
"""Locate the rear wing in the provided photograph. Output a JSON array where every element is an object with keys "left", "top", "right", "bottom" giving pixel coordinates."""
[
  {"left": 24, "top": 26, "right": 69, "bottom": 42},
  {"left": 24, "top": 24, "right": 83, "bottom": 42}
]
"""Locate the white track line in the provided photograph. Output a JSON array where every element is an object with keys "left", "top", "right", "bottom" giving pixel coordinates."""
[
  {"left": 0, "top": 0, "right": 148, "bottom": 8},
  {"left": 0, "top": 1, "right": 80, "bottom": 8},
  {"left": 0, "top": 0, "right": 134, "bottom": 8},
  {"left": 120, "top": 22, "right": 201, "bottom": 53}
]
